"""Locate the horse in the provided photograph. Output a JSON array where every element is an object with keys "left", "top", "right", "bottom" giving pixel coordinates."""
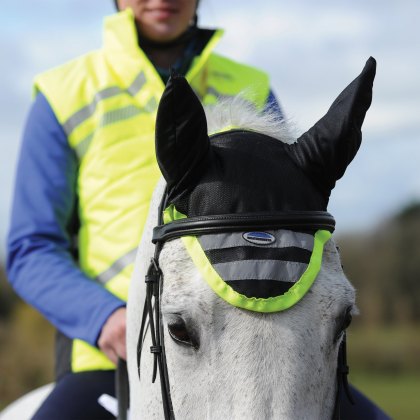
[
  {"left": 126, "top": 58, "right": 376, "bottom": 420},
  {"left": 0, "top": 58, "right": 376, "bottom": 420}
]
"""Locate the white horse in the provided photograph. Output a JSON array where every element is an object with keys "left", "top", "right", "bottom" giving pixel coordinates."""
[
  {"left": 0, "top": 58, "right": 376, "bottom": 420},
  {"left": 126, "top": 58, "right": 376, "bottom": 420}
]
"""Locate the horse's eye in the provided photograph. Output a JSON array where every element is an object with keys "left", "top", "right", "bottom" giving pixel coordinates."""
[
  {"left": 334, "top": 306, "right": 353, "bottom": 343},
  {"left": 167, "top": 318, "right": 199, "bottom": 350}
]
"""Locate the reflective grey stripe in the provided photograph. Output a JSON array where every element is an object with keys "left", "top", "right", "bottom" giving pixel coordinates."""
[
  {"left": 212, "top": 260, "right": 307, "bottom": 283},
  {"left": 74, "top": 105, "right": 141, "bottom": 158},
  {"left": 210, "top": 70, "right": 234, "bottom": 81},
  {"left": 63, "top": 72, "right": 146, "bottom": 136},
  {"left": 74, "top": 97, "right": 158, "bottom": 158},
  {"left": 198, "top": 230, "right": 314, "bottom": 252},
  {"left": 126, "top": 71, "right": 146, "bottom": 96},
  {"left": 96, "top": 248, "right": 138, "bottom": 284},
  {"left": 143, "top": 96, "right": 158, "bottom": 113},
  {"left": 74, "top": 133, "right": 94, "bottom": 158},
  {"left": 62, "top": 87, "right": 120, "bottom": 136},
  {"left": 99, "top": 104, "right": 141, "bottom": 127}
]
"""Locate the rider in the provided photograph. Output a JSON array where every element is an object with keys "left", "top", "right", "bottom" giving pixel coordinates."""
[{"left": 7, "top": 1, "right": 281, "bottom": 418}]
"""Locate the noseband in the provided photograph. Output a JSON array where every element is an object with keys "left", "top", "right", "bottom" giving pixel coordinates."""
[{"left": 135, "top": 190, "right": 353, "bottom": 420}]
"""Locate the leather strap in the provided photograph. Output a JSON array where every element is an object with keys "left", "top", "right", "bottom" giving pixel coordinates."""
[
  {"left": 116, "top": 358, "right": 129, "bottom": 420},
  {"left": 153, "top": 211, "right": 336, "bottom": 243}
]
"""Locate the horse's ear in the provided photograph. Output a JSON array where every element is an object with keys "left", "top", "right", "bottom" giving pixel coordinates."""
[
  {"left": 289, "top": 57, "right": 376, "bottom": 198},
  {"left": 155, "top": 73, "right": 209, "bottom": 192}
]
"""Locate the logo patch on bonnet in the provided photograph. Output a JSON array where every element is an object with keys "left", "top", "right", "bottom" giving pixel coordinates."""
[{"left": 243, "top": 232, "right": 276, "bottom": 246}]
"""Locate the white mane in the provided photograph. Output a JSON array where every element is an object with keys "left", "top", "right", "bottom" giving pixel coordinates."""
[{"left": 205, "top": 96, "right": 296, "bottom": 144}]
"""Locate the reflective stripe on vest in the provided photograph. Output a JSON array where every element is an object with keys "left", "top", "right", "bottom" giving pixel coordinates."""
[{"left": 34, "top": 8, "right": 270, "bottom": 373}]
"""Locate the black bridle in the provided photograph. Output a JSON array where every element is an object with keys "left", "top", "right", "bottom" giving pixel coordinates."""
[{"left": 134, "top": 192, "right": 353, "bottom": 420}]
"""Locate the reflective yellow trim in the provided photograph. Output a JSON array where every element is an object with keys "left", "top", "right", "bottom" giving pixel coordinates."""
[
  {"left": 181, "top": 230, "right": 331, "bottom": 313},
  {"left": 163, "top": 204, "right": 188, "bottom": 224}
]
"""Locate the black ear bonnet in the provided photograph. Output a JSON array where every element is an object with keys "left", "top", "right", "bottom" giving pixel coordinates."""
[
  {"left": 155, "top": 58, "right": 376, "bottom": 219},
  {"left": 153, "top": 58, "right": 375, "bottom": 312}
]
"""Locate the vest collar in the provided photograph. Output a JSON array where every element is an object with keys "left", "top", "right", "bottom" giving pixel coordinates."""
[
  {"left": 103, "top": 9, "right": 224, "bottom": 95},
  {"left": 104, "top": 9, "right": 139, "bottom": 54}
]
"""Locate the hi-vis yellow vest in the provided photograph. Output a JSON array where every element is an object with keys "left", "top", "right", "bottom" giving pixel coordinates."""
[{"left": 34, "top": 9, "right": 270, "bottom": 373}]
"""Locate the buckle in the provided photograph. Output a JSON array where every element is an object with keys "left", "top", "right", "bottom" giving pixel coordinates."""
[
  {"left": 145, "top": 257, "right": 161, "bottom": 284},
  {"left": 150, "top": 345, "right": 162, "bottom": 354}
]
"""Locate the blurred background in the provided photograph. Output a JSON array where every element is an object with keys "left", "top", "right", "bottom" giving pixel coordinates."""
[{"left": 0, "top": 0, "right": 419, "bottom": 418}]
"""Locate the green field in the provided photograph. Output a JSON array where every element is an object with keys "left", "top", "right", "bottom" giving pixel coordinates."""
[
  {"left": 349, "top": 372, "right": 420, "bottom": 420},
  {"left": 347, "top": 326, "right": 420, "bottom": 420}
]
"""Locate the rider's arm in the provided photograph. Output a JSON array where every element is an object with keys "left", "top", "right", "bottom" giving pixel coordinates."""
[{"left": 7, "top": 93, "right": 125, "bottom": 346}]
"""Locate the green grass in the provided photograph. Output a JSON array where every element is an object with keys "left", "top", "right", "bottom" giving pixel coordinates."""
[
  {"left": 349, "top": 371, "right": 420, "bottom": 420},
  {"left": 346, "top": 326, "right": 420, "bottom": 419},
  {"left": 347, "top": 326, "right": 420, "bottom": 374}
]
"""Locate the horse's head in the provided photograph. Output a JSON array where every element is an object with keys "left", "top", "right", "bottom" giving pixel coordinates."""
[{"left": 128, "top": 58, "right": 376, "bottom": 419}]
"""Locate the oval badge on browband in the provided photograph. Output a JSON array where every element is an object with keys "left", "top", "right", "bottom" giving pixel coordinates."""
[{"left": 243, "top": 232, "right": 276, "bottom": 246}]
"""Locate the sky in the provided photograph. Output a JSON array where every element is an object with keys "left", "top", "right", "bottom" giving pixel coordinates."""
[{"left": 1, "top": 0, "right": 419, "bottom": 259}]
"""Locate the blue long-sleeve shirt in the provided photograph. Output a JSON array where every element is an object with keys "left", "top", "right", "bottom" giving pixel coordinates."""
[
  {"left": 7, "top": 90, "right": 283, "bottom": 346},
  {"left": 7, "top": 93, "right": 125, "bottom": 346}
]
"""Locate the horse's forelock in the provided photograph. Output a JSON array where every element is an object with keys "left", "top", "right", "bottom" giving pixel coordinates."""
[{"left": 204, "top": 95, "right": 295, "bottom": 145}]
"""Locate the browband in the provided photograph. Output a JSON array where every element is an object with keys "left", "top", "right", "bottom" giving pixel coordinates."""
[{"left": 152, "top": 211, "right": 336, "bottom": 243}]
